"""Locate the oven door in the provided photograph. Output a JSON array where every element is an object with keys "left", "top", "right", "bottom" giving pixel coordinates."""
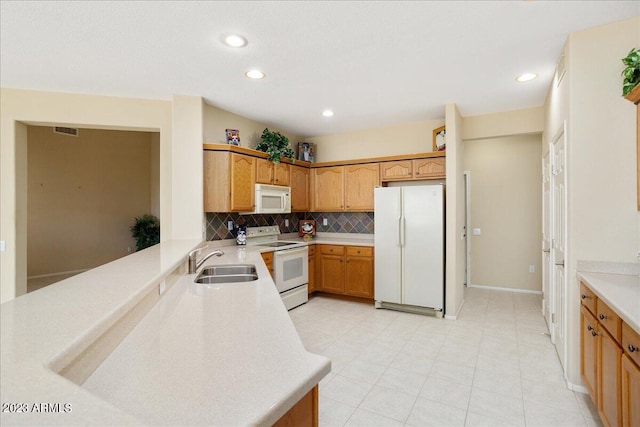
[{"left": 273, "top": 246, "right": 308, "bottom": 293}]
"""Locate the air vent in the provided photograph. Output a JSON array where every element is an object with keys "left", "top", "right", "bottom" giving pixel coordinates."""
[
  {"left": 555, "top": 55, "right": 566, "bottom": 87},
  {"left": 53, "top": 127, "right": 79, "bottom": 137}
]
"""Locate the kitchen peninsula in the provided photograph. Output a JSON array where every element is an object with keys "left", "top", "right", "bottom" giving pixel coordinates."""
[{"left": 0, "top": 240, "right": 330, "bottom": 426}]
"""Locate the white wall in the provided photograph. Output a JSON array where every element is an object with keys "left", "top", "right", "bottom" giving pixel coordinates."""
[
  {"left": 0, "top": 89, "right": 175, "bottom": 303},
  {"left": 463, "top": 134, "right": 543, "bottom": 292},
  {"left": 544, "top": 16, "right": 640, "bottom": 388},
  {"left": 463, "top": 107, "right": 544, "bottom": 141}
]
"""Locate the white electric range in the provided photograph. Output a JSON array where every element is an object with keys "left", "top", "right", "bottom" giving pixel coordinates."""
[{"left": 245, "top": 226, "right": 309, "bottom": 310}]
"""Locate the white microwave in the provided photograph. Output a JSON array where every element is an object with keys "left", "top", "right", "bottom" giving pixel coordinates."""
[{"left": 242, "top": 184, "right": 291, "bottom": 214}]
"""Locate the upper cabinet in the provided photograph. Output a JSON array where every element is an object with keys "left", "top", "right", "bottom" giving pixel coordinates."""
[
  {"left": 204, "top": 151, "right": 255, "bottom": 212},
  {"left": 311, "top": 166, "right": 344, "bottom": 211},
  {"left": 380, "top": 157, "right": 445, "bottom": 182},
  {"left": 290, "top": 165, "right": 310, "bottom": 212},
  {"left": 344, "top": 164, "right": 379, "bottom": 211},
  {"left": 311, "top": 163, "right": 379, "bottom": 212},
  {"left": 256, "top": 158, "right": 290, "bottom": 186}
]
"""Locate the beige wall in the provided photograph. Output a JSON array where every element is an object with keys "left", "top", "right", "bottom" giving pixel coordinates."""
[
  {"left": 27, "top": 126, "right": 154, "bottom": 276},
  {"left": 463, "top": 107, "right": 544, "bottom": 141},
  {"left": 0, "top": 88, "right": 175, "bottom": 303},
  {"left": 544, "top": 16, "right": 640, "bottom": 388},
  {"left": 445, "top": 104, "right": 466, "bottom": 318},
  {"left": 203, "top": 103, "right": 302, "bottom": 150},
  {"left": 463, "top": 134, "right": 542, "bottom": 292},
  {"left": 305, "top": 119, "right": 444, "bottom": 162}
]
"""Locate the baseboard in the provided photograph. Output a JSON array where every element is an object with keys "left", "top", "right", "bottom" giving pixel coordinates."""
[
  {"left": 444, "top": 298, "right": 465, "bottom": 320},
  {"left": 566, "top": 379, "right": 588, "bottom": 394},
  {"left": 468, "top": 284, "right": 542, "bottom": 295},
  {"left": 27, "top": 269, "right": 89, "bottom": 280}
]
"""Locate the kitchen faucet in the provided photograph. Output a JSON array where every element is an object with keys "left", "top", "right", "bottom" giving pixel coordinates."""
[{"left": 188, "top": 248, "right": 224, "bottom": 274}]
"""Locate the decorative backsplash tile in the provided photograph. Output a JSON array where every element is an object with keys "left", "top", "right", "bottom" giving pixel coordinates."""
[{"left": 205, "top": 211, "right": 374, "bottom": 240}]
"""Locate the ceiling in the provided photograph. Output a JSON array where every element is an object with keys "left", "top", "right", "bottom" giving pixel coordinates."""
[{"left": 1, "top": 1, "right": 638, "bottom": 137}]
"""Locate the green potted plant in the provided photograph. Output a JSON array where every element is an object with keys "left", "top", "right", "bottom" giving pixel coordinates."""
[
  {"left": 130, "top": 214, "right": 160, "bottom": 251},
  {"left": 621, "top": 47, "right": 640, "bottom": 97},
  {"left": 255, "top": 128, "right": 295, "bottom": 163}
]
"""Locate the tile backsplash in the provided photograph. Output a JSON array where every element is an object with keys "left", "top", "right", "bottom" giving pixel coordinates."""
[{"left": 205, "top": 211, "right": 374, "bottom": 240}]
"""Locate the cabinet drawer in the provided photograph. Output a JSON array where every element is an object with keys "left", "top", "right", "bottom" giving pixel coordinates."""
[
  {"left": 346, "top": 246, "right": 373, "bottom": 257},
  {"left": 580, "top": 282, "right": 597, "bottom": 314},
  {"left": 597, "top": 298, "right": 622, "bottom": 344},
  {"left": 307, "top": 245, "right": 316, "bottom": 256},
  {"left": 622, "top": 322, "right": 640, "bottom": 367},
  {"left": 319, "top": 245, "right": 344, "bottom": 255}
]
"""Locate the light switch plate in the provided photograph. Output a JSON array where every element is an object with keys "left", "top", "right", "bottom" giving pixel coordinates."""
[{"left": 323, "top": 218, "right": 328, "bottom": 226}]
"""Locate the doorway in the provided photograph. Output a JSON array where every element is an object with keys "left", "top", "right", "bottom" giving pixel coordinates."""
[{"left": 26, "top": 126, "right": 160, "bottom": 292}]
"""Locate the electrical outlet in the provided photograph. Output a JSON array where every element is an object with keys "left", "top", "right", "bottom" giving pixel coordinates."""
[
  {"left": 285, "top": 219, "right": 289, "bottom": 227},
  {"left": 529, "top": 265, "right": 535, "bottom": 273},
  {"left": 323, "top": 218, "right": 328, "bottom": 226},
  {"left": 0, "top": 240, "right": 5, "bottom": 252},
  {"left": 127, "top": 246, "right": 132, "bottom": 253},
  {"left": 227, "top": 221, "right": 234, "bottom": 231},
  {"left": 158, "top": 279, "right": 166, "bottom": 295}
]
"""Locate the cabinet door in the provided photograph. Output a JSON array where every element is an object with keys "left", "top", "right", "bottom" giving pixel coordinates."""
[
  {"left": 203, "top": 151, "right": 230, "bottom": 212},
  {"left": 621, "top": 354, "right": 640, "bottom": 427},
  {"left": 318, "top": 245, "right": 345, "bottom": 293},
  {"left": 255, "top": 158, "right": 274, "bottom": 184},
  {"left": 599, "top": 328, "right": 622, "bottom": 427},
  {"left": 413, "top": 157, "right": 445, "bottom": 179},
  {"left": 312, "top": 167, "right": 344, "bottom": 211},
  {"left": 308, "top": 246, "right": 316, "bottom": 294},
  {"left": 274, "top": 163, "right": 290, "bottom": 186},
  {"left": 230, "top": 153, "right": 256, "bottom": 211},
  {"left": 344, "top": 163, "right": 379, "bottom": 211},
  {"left": 380, "top": 160, "right": 412, "bottom": 181},
  {"left": 345, "top": 246, "right": 373, "bottom": 298},
  {"left": 261, "top": 252, "right": 274, "bottom": 277},
  {"left": 290, "top": 165, "right": 310, "bottom": 212},
  {"left": 581, "top": 305, "right": 599, "bottom": 402}
]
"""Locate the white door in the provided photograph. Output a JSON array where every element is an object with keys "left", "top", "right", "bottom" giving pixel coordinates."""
[
  {"left": 403, "top": 185, "right": 444, "bottom": 311},
  {"left": 551, "top": 123, "right": 567, "bottom": 368},
  {"left": 374, "top": 187, "right": 402, "bottom": 304},
  {"left": 542, "top": 148, "right": 554, "bottom": 340}
]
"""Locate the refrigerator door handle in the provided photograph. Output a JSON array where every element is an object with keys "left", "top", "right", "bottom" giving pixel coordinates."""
[{"left": 399, "top": 216, "right": 406, "bottom": 247}]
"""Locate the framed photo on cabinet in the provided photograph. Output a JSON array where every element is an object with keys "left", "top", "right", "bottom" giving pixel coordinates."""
[
  {"left": 225, "top": 129, "right": 240, "bottom": 146},
  {"left": 432, "top": 126, "right": 446, "bottom": 151}
]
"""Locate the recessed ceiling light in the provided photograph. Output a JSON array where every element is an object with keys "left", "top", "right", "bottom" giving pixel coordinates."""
[
  {"left": 245, "top": 70, "right": 265, "bottom": 79},
  {"left": 322, "top": 110, "right": 334, "bottom": 117},
  {"left": 515, "top": 73, "right": 538, "bottom": 82},
  {"left": 223, "top": 34, "right": 247, "bottom": 48}
]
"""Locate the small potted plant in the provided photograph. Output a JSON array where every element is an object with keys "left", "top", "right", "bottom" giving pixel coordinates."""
[
  {"left": 622, "top": 47, "right": 640, "bottom": 99},
  {"left": 130, "top": 214, "right": 160, "bottom": 251},
  {"left": 255, "top": 128, "right": 295, "bottom": 163}
]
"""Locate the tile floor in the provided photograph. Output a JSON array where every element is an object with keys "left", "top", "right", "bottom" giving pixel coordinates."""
[{"left": 289, "top": 287, "right": 602, "bottom": 427}]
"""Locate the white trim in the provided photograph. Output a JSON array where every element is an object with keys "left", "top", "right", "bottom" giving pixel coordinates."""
[
  {"left": 566, "top": 380, "right": 588, "bottom": 394},
  {"left": 463, "top": 170, "right": 471, "bottom": 288},
  {"left": 27, "top": 269, "right": 88, "bottom": 280},
  {"left": 444, "top": 298, "right": 465, "bottom": 320},
  {"left": 468, "top": 284, "right": 542, "bottom": 295}
]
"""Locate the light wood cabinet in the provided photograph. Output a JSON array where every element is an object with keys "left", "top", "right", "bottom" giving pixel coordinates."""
[
  {"left": 272, "top": 385, "right": 318, "bottom": 427},
  {"left": 204, "top": 151, "right": 255, "bottom": 212},
  {"left": 261, "top": 251, "right": 274, "bottom": 277},
  {"left": 380, "top": 157, "right": 445, "bottom": 182},
  {"left": 290, "top": 165, "right": 310, "bottom": 212},
  {"left": 311, "top": 167, "right": 344, "bottom": 211},
  {"left": 581, "top": 280, "right": 640, "bottom": 427},
  {"left": 344, "top": 246, "right": 374, "bottom": 298},
  {"left": 622, "top": 354, "right": 640, "bottom": 427},
  {"left": 344, "top": 164, "right": 379, "bottom": 211},
  {"left": 308, "top": 246, "right": 316, "bottom": 294},
  {"left": 317, "top": 245, "right": 345, "bottom": 294},
  {"left": 316, "top": 244, "right": 373, "bottom": 299},
  {"left": 256, "top": 158, "right": 290, "bottom": 186}
]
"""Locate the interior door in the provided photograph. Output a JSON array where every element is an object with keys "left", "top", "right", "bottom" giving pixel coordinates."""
[
  {"left": 552, "top": 123, "right": 567, "bottom": 368},
  {"left": 542, "top": 148, "right": 554, "bottom": 341}
]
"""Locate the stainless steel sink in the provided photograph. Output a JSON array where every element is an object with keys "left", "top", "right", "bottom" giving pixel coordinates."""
[
  {"left": 194, "top": 264, "right": 258, "bottom": 284},
  {"left": 199, "top": 264, "right": 256, "bottom": 276},
  {"left": 194, "top": 274, "right": 258, "bottom": 284}
]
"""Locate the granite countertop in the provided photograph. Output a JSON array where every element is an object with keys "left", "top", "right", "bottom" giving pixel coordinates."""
[
  {"left": 0, "top": 240, "right": 330, "bottom": 426},
  {"left": 577, "top": 262, "right": 640, "bottom": 335}
]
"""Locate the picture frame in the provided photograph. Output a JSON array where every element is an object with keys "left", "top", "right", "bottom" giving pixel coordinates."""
[
  {"left": 297, "top": 142, "right": 316, "bottom": 163},
  {"left": 225, "top": 129, "right": 240, "bottom": 146},
  {"left": 299, "top": 219, "right": 316, "bottom": 238},
  {"left": 432, "top": 126, "right": 446, "bottom": 152}
]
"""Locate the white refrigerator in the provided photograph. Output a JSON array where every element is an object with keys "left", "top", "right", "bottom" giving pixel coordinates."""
[{"left": 374, "top": 185, "right": 444, "bottom": 314}]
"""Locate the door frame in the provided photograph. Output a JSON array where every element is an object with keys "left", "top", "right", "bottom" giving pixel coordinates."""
[{"left": 464, "top": 171, "right": 471, "bottom": 287}]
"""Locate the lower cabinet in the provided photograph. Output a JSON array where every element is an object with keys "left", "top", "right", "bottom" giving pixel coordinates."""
[
  {"left": 622, "top": 353, "right": 640, "bottom": 427},
  {"left": 272, "top": 385, "right": 318, "bottom": 427},
  {"left": 261, "top": 251, "right": 274, "bottom": 277},
  {"left": 581, "top": 305, "right": 598, "bottom": 401},
  {"left": 599, "top": 327, "right": 622, "bottom": 427},
  {"left": 308, "top": 245, "right": 316, "bottom": 294},
  {"left": 316, "top": 244, "right": 373, "bottom": 299}
]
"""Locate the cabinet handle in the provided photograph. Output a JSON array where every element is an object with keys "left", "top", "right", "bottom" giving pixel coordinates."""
[
  {"left": 591, "top": 330, "right": 598, "bottom": 337},
  {"left": 339, "top": 259, "right": 343, "bottom": 263},
  {"left": 598, "top": 314, "right": 607, "bottom": 320},
  {"left": 347, "top": 259, "right": 350, "bottom": 263},
  {"left": 581, "top": 294, "right": 590, "bottom": 300},
  {"left": 587, "top": 325, "right": 594, "bottom": 331},
  {"left": 629, "top": 344, "right": 638, "bottom": 353}
]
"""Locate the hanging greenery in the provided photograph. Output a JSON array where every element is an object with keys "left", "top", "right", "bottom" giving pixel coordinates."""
[
  {"left": 255, "top": 128, "right": 295, "bottom": 163},
  {"left": 130, "top": 214, "right": 160, "bottom": 251},
  {"left": 621, "top": 48, "right": 640, "bottom": 96}
]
